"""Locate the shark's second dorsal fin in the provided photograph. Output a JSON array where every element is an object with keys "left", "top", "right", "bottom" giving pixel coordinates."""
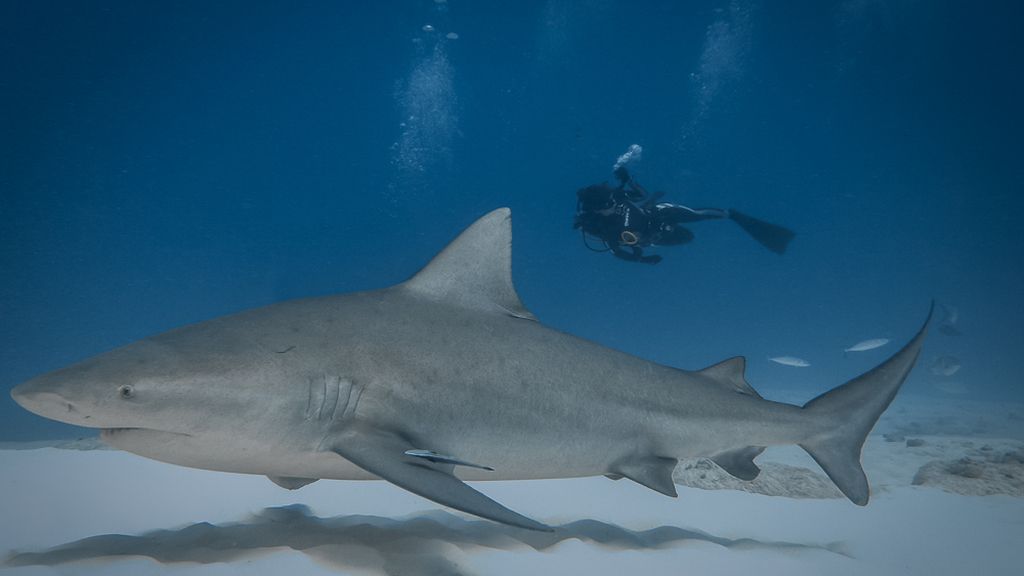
[
  {"left": 402, "top": 208, "right": 537, "bottom": 321},
  {"left": 698, "top": 356, "right": 761, "bottom": 398}
]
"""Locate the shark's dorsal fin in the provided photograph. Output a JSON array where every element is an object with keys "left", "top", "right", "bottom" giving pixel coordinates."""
[
  {"left": 402, "top": 208, "right": 537, "bottom": 321},
  {"left": 698, "top": 356, "right": 761, "bottom": 398}
]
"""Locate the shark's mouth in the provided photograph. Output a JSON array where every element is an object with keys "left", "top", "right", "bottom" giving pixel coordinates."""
[
  {"left": 101, "top": 428, "right": 193, "bottom": 440},
  {"left": 101, "top": 427, "right": 139, "bottom": 435}
]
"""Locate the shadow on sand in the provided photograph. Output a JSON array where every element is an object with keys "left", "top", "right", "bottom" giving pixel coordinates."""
[{"left": 6, "top": 505, "right": 847, "bottom": 575}]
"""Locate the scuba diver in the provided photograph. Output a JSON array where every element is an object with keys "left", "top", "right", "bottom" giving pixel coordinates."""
[{"left": 573, "top": 145, "right": 795, "bottom": 264}]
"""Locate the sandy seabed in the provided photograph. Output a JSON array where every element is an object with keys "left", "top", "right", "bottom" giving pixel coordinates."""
[{"left": 1, "top": 393, "right": 1022, "bottom": 576}]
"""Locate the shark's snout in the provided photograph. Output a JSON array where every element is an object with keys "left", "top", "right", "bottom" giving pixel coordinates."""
[
  {"left": 11, "top": 379, "right": 91, "bottom": 425},
  {"left": 12, "top": 384, "right": 70, "bottom": 416}
]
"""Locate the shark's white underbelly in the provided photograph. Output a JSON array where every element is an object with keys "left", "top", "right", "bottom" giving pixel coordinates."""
[{"left": 109, "top": 432, "right": 601, "bottom": 483}]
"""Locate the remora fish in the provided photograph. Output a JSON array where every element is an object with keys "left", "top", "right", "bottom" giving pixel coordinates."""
[
  {"left": 769, "top": 356, "right": 812, "bottom": 367},
  {"left": 11, "top": 208, "right": 930, "bottom": 531},
  {"left": 844, "top": 338, "right": 890, "bottom": 353}
]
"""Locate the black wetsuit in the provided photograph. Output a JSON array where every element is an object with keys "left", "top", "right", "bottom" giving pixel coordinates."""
[
  {"left": 574, "top": 182, "right": 656, "bottom": 262},
  {"left": 574, "top": 168, "right": 794, "bottom": 263},
  {"left": 575, "top": 174, "right": 727, "bottom": 263}
]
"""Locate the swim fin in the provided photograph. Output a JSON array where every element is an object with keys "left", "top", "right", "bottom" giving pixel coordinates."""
[{"left": 728, "top": 209, "right": 795, "bottom": 255}]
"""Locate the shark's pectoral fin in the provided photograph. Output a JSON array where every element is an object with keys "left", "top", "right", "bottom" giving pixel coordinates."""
[
  {"left": 330, "top": 428, "right": 552, "bottom": 532},
  {"left": 710, "top": 446, "right": 765, "bottom": 481},
  {"left": 610, "top": 455, "right": 679, "bottom": 497},
  {"left": 267, "top": 475, "right": 319, "bottom": 490}
]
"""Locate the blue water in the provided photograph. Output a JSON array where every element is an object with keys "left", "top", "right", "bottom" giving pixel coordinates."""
[{"left": 1, "top": 0, "right": 1021, "bottom": 441}]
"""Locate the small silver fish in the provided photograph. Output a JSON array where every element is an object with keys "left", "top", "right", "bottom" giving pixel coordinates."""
[
  {"left": 930, "top": 355, "right": 961, "bottom": 377},
  {"left": 770, "top": 356, "right": 811, "bottom": 367},
  {"left": 844, "top": 338, "right": 890, "bottom": 353}
]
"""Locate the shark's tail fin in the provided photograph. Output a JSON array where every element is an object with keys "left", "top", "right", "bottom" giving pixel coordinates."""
[{"left": 799, "top": 304, "right": 932, "bottom": 505}]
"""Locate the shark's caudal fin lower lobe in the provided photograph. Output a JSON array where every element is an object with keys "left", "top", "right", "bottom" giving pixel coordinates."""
[{"left": 799, "top": 304, "right": 932, "bottom": 505}]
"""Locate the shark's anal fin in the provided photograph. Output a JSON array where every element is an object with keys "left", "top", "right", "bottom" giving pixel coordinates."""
[
  {"left": 710, "top": 446, "right": 765, "bottom": 481},
  {"left": 267, "top": 476, "right": 319, "bottom": 490},
  {"left": 330, "top": 427, "right": 551, "bottom": 532},
  {"left": 610, "top": 455, "right": 679, "bottom": 497},
  {"left": 404, "top": 449, "right": 494, "bottom": 471}
]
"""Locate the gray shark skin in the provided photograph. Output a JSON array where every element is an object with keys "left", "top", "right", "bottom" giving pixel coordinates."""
[{"left": 11, "top": 208, "right": 930, "bottom": 532}]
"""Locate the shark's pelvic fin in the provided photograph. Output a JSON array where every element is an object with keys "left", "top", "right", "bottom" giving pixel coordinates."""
[
  {"left": 404, "top": 449, "right": 495, "bottom": 471},
  {"left": 401, "top": 207, "right": 537, "bottom": 321},
  {"left": 697, "top": 356, "right": 761, "bottom": 398},
  {"left": 710, "top": 446, "right": 764, "bottom": 480},
  {"left": 800, "top": 303, "right": 933, "bottom": 505},
  {"left": 266, "top": 475, "right": 319, "bottom": 490},
  {"left": 610, "top": 455, "right": 679, "bottom": 497},
  {"left": 330, "top": 426, "right": 551, "bottom": 532}
]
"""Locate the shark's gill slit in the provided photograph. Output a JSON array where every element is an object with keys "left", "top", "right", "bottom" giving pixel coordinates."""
[
  {"left": 305, "top": 377, "right": 325, "bottom": 421},
  {"left": 323, "top": 376, "right": 341, "bottom": 421},
  {"left": 317, "top": 376, "right": 327, "bottom": 420},
  {"left": 328, "top": 377, "right": 350, "bottom": 422},
  {"left": 341, "top": 382, "right": 364, "bottom": 422},
  {"left": 304, "top": 379, "right": 312, "bottom": 419}
]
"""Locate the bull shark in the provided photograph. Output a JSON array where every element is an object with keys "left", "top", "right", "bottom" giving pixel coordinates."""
[{"left": 11, "top": 208, "right": 929, "bottom": 532}]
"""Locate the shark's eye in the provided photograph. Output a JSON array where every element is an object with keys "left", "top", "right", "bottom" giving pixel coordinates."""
[{"left": 118, "top": 385, "right": 135, "bottom": 399}]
